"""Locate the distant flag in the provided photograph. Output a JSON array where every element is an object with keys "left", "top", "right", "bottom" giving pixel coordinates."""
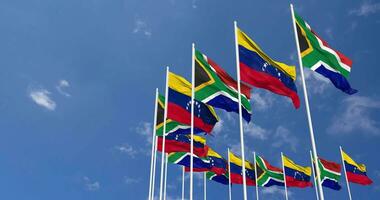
[
  {"left": 156, "top": 94, "right": 203, "bottom": 136},
  {"left": 185, "top": 148, "right": 227, "bottom": 175},
  {"left": 206, "top": 171, "right": 229, "bottom": 185},
  {"left": 229, "top": 151, "right": 256, "bottom": 186},
  {"left": 237, "top": 27, "right": 300, "bottom": 108},
  {"left": 294, "top": 12, "right": 357, "bottom": 94},
  {"left": 194, "top": 49, "right": 252, "bottom": 122},
  {"left": 318, "top": 157, "right": 342, "bottom": 190},
  {"left": 282, "top": 154, "right": 312, "bottom": 188},
  {"left": 157, "top": 134, "right": 209, "bottom": 157},
  {"left": 256, "top": 155, "right": 284, "bottom": 187},
  {"left": 168, "top": 152, "right": 211, "bottom": 171},
  {"left": 341, "top": 150, "right": 373, "bottom": 185},
  {"left": 167, "top": 72, "right": 219, "bottom": 133}
]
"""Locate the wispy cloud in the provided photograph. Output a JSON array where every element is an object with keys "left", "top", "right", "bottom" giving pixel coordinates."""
[
  {"left": 133, "top": 19, "right": 152, "bottom": 37},
  {"left": 136, "top": 122, "right": 153, "bottom": 144},
  {"left": 114, "top": 143, "right": 138, "bottom": 158},
  {"left": 349, "top": 1, "right": 380, "bottom": 16},
  {"left": 244, "top": 123, "right": 269, "bottom": 140},
  {"left": 324, "top": 27, "right": 333, "bottom": 39},
  {"left": 271, "top": 126, "right": 299, "bottom": 152},
  {"left": 56, "top": 79, "right": 71, "bottom": 97},
  {"left": 212, "top": 119, "right": 224, "bottom": 135},
  {"left": 29, "top": 88, "right": 56, "bottom": 111},
  {"left": 124, "top": 176, "right": 141, "bottom": 184},
  {"left": 303, "top": 69, "right": 330, "bottom": 94},
  {"left": 83, "top": 176, "right": 100, "bottom": 191},
  {"left": 261, "top": 186, "right": 292, "bottom": 197},
  {"left": 328, "top": 95, "right": 380, "bottom": 135},
  {"left": 191, "top": 0, "right": 198, "bottom": 9},
  {"left": 251, "top": 91, "right": 275, "bottom": 111}
]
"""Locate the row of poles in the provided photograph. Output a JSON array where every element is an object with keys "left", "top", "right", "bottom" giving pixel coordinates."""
[{"left": 147, "top": 4, "right": 355, "bottom": 200}]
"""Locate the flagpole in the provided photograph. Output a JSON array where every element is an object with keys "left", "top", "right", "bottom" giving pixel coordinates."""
[
  {"left": 164, "top": 153, "right": 168, "bottom": 200},
  {"left": 234, "top": 20, "right": 248, "bottom": 200},
  {"left": 149, "top": 88, "right": 159, "bottom": 200},
  {"left": 204, "top": 172, "right": 207, "bottom": 200},
  {"left": 182, "top": 166, "right": 185, "bottom": 200},
  {"left": 310, "top": 151, "right": 320, "bottom": 200},
  {"left": 228, "top": 148, "right": 232, "bottom": 200},
  {"left": 253, "top": 152, "right": 259, "bottom": 200},
  {"left": 340, "top": 146, "right": 353, "bottom": 200},
  {"left": 289, "top": 4, "right": 325, "bottom": 200},
  {"left": 159, "top": 67, "right": 170, "bottom": 200},
  {"left": 190, "top": 42, "right": 195, "bottom": 200},
  {"left": 281, "top": 152, "right": 289, "bottom": 200},
  {"left": 151, "top": 132, "right": 158, "bottom": 200}
]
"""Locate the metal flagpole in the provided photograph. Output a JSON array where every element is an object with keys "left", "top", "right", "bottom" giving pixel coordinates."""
[
  {"left": 190, "top": 43, "right": 195, "bottom": 200},
  {"left": 182, "top": 166, "right": 185, "bottom": 200},
  {"left": 159, "top": 67, "right": 170, "bottom": 200},
  {"left": 253, "top": 152, "right": 259, "bottom": 200},
  {"left": 289, "top": 4, "right": 325, "bottom": 200},
  {"left": 340, "top": 146, "right": 353, "bottom": 200},
  {"left": 149, "top": 88, "right": 159, "bottom": 200},
  {"left": 204, "top": 172, "right": 207, "bottom": 200},
  {"left": 310, "top": 151, "right": 320, "bottom": 200},
  {"left": 151, "top": 132, "right": 158, "bottom": 200},
  {"left": 228, "top": 148, "right": 232, "bottom": 200},
  {"left": 164, "top": 153, "right": 168, "bottom": 200},
  {"left": 233, "top": 20, "right": 248, "bottom": 200},
  {"left": 281, "top": 153, "right": 289, "bottom": 200}
]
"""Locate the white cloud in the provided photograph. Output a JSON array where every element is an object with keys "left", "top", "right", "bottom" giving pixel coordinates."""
[
  {"left": 83, "top": 176, "right": 100, "bottom": 191},
  {"left": 136, "top": 122, "right": 153, "bottom": 144},
  {"left": 56, "top": 79, "right": 71, "bottom": 97},
  {"left": 350, "top": 1, "right": 380, "bottom": 16},
  {"left": 271, "top": 126, "right": 299, "bottom": 152},
  {"left": 325, "top": 27, "right": 333, "bottom": 39},
  {"left": 261, "top": 186, "right": 292, "bottom": 197},
  {"left": 124, "top": 177, "right": 141, "bottom": 184},
  {"left": 303, "top": 69, "right": 330, "bottom": 94},
  {"left": 212, "top": 119, "right": 224, "bottom": 135},
  {"left": 244, "top": 123, "right": 269, "bottom": 140},
  {"left": 251, "top": 91, "right": 275, "bottom": 111},
  {"left": 29, "top": 88, "right": 56, "bottom": 111},
  {"left": 191, "top": 0, "right": 198, "bottom": 9},
  {"left": 115, "top": 143, "right": 138, "bottom": 158},
  {"left": 133, "top": 19, "right": 152, "bottom": 37},
  {"left": 328, "top": 96, "right": 380, "bottom": 135}
]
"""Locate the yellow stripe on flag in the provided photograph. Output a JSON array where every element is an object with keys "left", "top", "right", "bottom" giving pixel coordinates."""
[
  {"left": 283, "top": 155, "right": 311, "bottom": 176},
  {"left": 237, "top": 28, "right": 296, "bottom": 81},
  {"left": 207, "top": 148, "right": 222, "bottom": 158},
  {"left": 229, "top": 152, "right": 254, "bottom": 170},
  {"left": 342, "top": 150, "right": 367, "bottom": 172},
  {"left": 168, "top": 72, "right": 191, "bottom": 96}
]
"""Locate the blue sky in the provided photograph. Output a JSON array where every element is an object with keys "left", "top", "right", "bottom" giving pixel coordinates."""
[{"left": 0, "top": 0, "right": 379, "bottom": 199}]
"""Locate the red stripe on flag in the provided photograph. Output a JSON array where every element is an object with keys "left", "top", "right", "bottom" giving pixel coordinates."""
[
  {"left": 156, "top": 137, "right": 208, "bottom": 157},
  {"left": 167, "top": 103, "right": 213, "bottom": 133},
  {"left": 240, "top": 63, "right": 300, "bottom": 108},
  {"left": 207, "top": 58, "right": 251, "bottom": 98},
  {"left": 346, "top": 171, "right": 373, "bottom": 185},
  {"left": 230, "top": 173, "right": 256, "bottom": 186},
  {"left": 286, "top": 176, "right": 312, "bottom": 188}
]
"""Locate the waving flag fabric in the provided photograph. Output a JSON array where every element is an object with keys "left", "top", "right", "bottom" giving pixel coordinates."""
[
  {"left": 237, "top": 27, "right": 300, "bottom": 108},
  {"left": 294, "top": 12, "right": 357, "bottom": 95},
  {"left": 195, "top": 50, "right": 252, "bottom": 122},
  {"left": 185, "top": 148, "right": 227, "bottom": 175},
  {"left": 168, "top": 72, "right": 219, "bottom": 133},
  {"left": 156, "top": 134, "right": 208, "bottom": 157},
  {"left": 282, "top": 155, "right": 312, "bottom": 188},
  {"left": 256, "top": 155, "right": 284, "bottom": 187},
  {"left": 168, "top": 152, "right": 211, "bottom": 171},
  {"left": 156, "top": 94, "right": 203, "bottom": 136},
  {"left": 207, "top": 171, "right": 229, "bottom": 185},
  {"left": 342, "top": 150, "right": 373, "bottom": 185},
  {"left": 318, "top": 158, "right": 342, "bottom": 190},
  {"left": 229, "top": 152, "right": 256, "bottom": 185}
]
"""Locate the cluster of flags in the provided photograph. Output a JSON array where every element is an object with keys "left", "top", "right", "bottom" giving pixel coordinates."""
[{"left": 147, "top": 4, "right": 371, "bottom": 200}]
